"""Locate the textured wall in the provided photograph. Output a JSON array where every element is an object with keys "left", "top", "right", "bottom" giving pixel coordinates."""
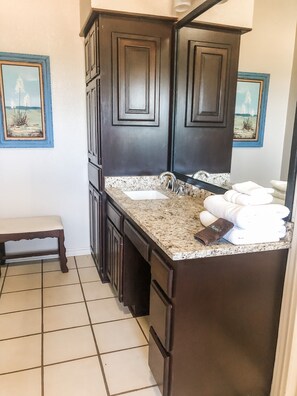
[{"left": 0, "top": 0, "right": 90, "bottom": 257}]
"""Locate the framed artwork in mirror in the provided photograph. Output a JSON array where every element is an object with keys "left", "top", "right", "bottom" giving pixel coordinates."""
[
  {"left": 233, "top": 72, "right": 270, "bottom": 148},
  {"left": 0, "top": 52, "right": 53, "bottom": 148}
]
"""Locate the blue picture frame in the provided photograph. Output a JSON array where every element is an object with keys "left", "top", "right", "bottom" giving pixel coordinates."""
[
  {"left": 233, "top": 72, "right": 270, "bottom": 148},
  {"left": 0, "top": 52, "right": 53, "bottom": 148}
]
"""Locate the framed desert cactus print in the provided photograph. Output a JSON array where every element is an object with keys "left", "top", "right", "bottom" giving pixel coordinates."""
[{"left": 0, "top": 52, "right": 53, "bottom": 148}]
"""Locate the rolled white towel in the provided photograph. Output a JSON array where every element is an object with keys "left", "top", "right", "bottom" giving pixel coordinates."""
[
  {"left": 200, "top": 211, "right": 286, "bottom": 245},
  {"left": 270, "top": 180, "right": 287, "bottom": 193},
  {"left": 232, "top": 181, "right": 274, "bottom": 196},
  {"left": 224, "top": 190, "right": 273, "bottom": 206},
  {"left": 204, "top": 195, "right": 289, "bottom": 230}
]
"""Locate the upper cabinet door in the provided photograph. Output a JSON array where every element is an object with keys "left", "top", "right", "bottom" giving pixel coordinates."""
[
  {"left": 112, "top": 33, "right": 160, "bottom": 126},
  {"left": 85, "top": 19, "right": 99, "bottom": 83},
  {"left": 98, "top": 15, "right": 172, "bottom": 176},
  {"left": 173, "top": 26, "right": 241, "bottom": 175},
  {"left": 186, "top": 41, "right": 229, "bottom": 127}
]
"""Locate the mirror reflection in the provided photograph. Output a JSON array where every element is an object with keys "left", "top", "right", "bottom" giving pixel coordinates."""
[{"left": 172, "top": 0, "right": 297, "bottom": 203}]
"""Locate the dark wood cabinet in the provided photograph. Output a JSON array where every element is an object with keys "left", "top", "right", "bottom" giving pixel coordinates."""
[
  {"left": 85, "top": 19, "right": 99, "bottom": 83},
  {"left": 85, "top": 13, "right": 172, "bottom": 176},
  {"left": 106, "top": 202, "right": 123, "bottom": 301},
  {"left": 98, "top": 14, "right": 172, "bottom": 176},
  {"left": 84, "top": 13, "right": 173, "bottom": 281},
  {"left": 86, "top": 77, "right": 101, "bottom": 167},
  {"left": 173, "top": 25, "right": 241, "bottom": 175},
  {"left": 88, "top": 183, "right": 102, "bottom": 273}
]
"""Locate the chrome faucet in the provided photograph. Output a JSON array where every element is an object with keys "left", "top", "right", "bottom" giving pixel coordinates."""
[
  {"left": 192, "top": 170, "right": 210, "bottom": 180},
  {"left": 159, "top": 171, "right": 177, "bottom": 192}
]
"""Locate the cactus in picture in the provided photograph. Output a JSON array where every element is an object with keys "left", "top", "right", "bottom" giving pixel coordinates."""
[{"left": 11, "top": 76, "right": 29, "bottom": 127}]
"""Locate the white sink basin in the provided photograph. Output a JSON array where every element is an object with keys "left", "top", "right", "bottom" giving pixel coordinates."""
[{"left": 123, "top": 190, "right": 169, "bottom": 200}]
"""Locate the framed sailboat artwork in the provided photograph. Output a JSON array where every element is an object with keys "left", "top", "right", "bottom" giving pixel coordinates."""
[
  {"left": 0, "top": 52, "right": 53, "bottom": 148},
  {"left": 233, "top": 72, "right": 270, "bottom": 148}
]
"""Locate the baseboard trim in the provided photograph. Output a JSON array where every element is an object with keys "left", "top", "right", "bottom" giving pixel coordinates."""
[{"left": 3, "top": 248, "right": 91, "bottom": 264}]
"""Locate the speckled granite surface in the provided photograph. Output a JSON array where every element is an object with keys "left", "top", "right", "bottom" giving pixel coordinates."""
[{"left": 105, "top": 176, "right": 292, "bottom": 261}]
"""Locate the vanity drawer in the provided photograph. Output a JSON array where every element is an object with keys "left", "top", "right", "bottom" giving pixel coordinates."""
[
  {"left": 149, "top": 327, "right": 170, "bottom": 396},
  {"left": 88, "top": 162, "right": 102, "bottom": 191},
  {"left": 107, "top": 201, "right": 122, "bottom": 232},
  {"left": 150, "top": 281, "right": 172, "bottom": 351},
  {"left": 151, "top": 250, "right": 174, "bottom": 298},
  {"left": 124, "top": 220, "right": 149, "bottom": 261}
]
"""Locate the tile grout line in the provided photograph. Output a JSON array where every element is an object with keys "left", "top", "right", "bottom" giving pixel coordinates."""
[
  {"left": 0, "top": 257, "right": 157, "bottom": 394},
  {"left": 74, "top": 256, "right": 111, "bottom": 396},
  {"left": 135, "top": 317, "right": 150, "bottom": 343},
  {"left": 112, "top": 385, "right": 160, "bottom": 396}
]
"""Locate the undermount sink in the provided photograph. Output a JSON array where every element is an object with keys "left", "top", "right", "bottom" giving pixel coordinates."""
[{"left": 123, "top": 190, "right": 169, "bottom": 200}]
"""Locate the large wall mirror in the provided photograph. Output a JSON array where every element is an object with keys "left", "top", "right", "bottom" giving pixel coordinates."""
[{"left": 171, "top": 0, "right": 297, "bottom": 218}]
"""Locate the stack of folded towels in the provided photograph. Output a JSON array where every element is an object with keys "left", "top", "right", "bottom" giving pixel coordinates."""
[
  {"left": 270, "top": 180, "right": 287, "bottom": 205},
  {"left": 200, "top": 181, "right": 289, "bottom": 245}
]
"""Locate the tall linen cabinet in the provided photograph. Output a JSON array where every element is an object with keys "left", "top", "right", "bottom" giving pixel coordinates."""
[{"left": 84, "top": 12, "right": 173, "bottom": 280}]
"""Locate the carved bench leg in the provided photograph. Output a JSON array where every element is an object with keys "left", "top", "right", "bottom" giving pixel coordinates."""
[
  {"left": 58, "top": 230, "right": 68, "bottom": 273},
  {"left": 0, "top": 242, "right": 5, "bottom": 277}
]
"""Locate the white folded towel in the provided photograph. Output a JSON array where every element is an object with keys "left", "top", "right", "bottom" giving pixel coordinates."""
[
  {"left": 204, "top": 195, "right": 289, "bottom": 230},
  {"left": 200, "top": 211, "right": 286, "bottom": 245},
  {"left": 272, "top": 197, "right": 285, "bottom": 205},
  {"left": 224, "top": 190, "right": 273, "bottom": 206},
  {"left": 272, "top": 189, "right": 286, "bottom": 200},
  {"left": 270, "top": 180, "right": 287, "bottom": 193},
  {"left": 232, "top": 181, "right": 274, "bottom": 196}
]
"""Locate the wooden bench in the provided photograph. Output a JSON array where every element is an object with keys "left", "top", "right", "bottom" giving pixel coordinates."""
[{"left": 0, "top": 216, "right": 68, "bottom": 276}]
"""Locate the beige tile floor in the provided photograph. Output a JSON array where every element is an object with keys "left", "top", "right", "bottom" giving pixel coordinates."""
[{"left": 0, "top": 255, "right": 161, "bottom": 396}]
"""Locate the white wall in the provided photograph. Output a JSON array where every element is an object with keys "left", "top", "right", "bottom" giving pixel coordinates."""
[
  {"left": 80, "top": 0, "right": 254, "bottom": 31},
  {"left": 0, "top": 0, "right": 90, "bottom": 257},
  {"left": 230, "top": 0, "right": 297, "bottom": 186},
  {"left": 91, "top": 0, "right": 173, "bottom": 16},
  {"left": 281, "top": 26, "right": 297, "bottom": 180},
  {"left": 195, "top": 0, "right": 254, "bottom": 28},
  {"left": 80, "top": 0, "right": 173, "bottom": 30}
]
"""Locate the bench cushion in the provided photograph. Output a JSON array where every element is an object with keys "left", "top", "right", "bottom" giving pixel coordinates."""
[{"left": 0, "top": 216, "right": 64, "bottom": 235}]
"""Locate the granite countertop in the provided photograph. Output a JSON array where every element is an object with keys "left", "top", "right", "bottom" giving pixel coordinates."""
[{"left": 105, "top": 176, "right": 292, "bottom": 261}]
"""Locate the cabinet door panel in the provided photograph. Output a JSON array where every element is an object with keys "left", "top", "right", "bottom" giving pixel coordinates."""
[
  {"left": 85, "top": 20, "right": 99, "bottom": 83},
  {"left": 150, "top": 281, "right": 172, "bottom": 351},
  {"left": 151, "top": 250, "right": 174, "bottom": 298},
  {"left": 112, "top": 33, "right": 160, "bottom": 126},
  {"left": 93, "top": 189, "right": 102, "bottom": 271},
  {"left": 112, "top": 227, "right": 123, "bottom": 301},
  {"left": 86, "top": 78, "right": 101, "bottom": 166},
  {"left": 106, "top": 219, "right": 113, "bottom": 282},
  {"left": 85, "top": 36, "right": 91, "bottom": 82},
  {"left": 86, "top": 86, "right": 92, "bottom": 156},
  {"left": 106, "top": 201, "right": 122, "bottom": 232},
  {"left": 187, "top": 42, "right": 228, "bottom": 126},
  {"left": 99, "top": 15, "right": 171, "bottom": 175},
  {"left": 106, "top": 219, "right": 124, "bottom": 300},
  {"left": 89, "top": 20, "right": 99, "bottom": 80},
  {"left": 89, "top": 185, "right": 94, "bottom": 255},
  {"left": 124, "top": 220, "right": 149, "bottom": 262},
  {"left": 173, "top": 27, "right": 240, "bottom": 174},
  {"left": 89, "top": 185, "right": 102, "bottom": 273},
  {"left": 149, "top": 327, "right": 170, "bottom": 396}
]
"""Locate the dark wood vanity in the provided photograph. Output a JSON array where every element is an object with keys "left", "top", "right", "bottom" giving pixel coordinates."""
[{"left": 104, "top": 188, "right": 289, "bottom": 396}]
